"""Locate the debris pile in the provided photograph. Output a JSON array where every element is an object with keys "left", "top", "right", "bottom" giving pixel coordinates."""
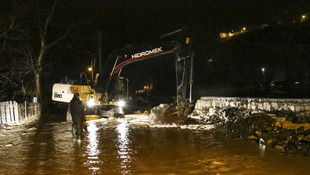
[
  {"left": 150, "top": 104, "right": 187, "bottom": 124},
  {"left": 150, "top": 98, "right": 192, "bottom": 125},
  {"left": 195, "top": 106, "right": 310, "bottom": 156}
]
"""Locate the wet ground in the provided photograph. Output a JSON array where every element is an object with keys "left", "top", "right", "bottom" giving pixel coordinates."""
[{"left": 1, "top": 114, "right": 310, "bottom": 175}]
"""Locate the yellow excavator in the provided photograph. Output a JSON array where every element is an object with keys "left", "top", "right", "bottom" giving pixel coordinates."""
[{"left": 52, "top": 29, "right": 194, "bottom": 119}]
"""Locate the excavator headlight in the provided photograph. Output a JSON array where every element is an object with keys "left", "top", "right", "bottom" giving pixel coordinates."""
[
  {"left": 87, "top": 98, "right": 95, "bottom": 107},
  {"left": 118, "top": 100, "right": 126, "bottom": 108}
]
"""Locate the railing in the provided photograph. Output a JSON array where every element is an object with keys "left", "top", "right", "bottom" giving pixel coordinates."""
[{"left": 0, "top": 101, "right": 39, "bottom": 125}]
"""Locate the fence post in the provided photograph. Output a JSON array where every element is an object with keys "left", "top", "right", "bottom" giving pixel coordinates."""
[
  {"left": 9, "top": 101, "right": 14, "bottom": 124},
  {"left": 25, "top": 101, "right": 27, "bottom": 120},
  {"left": 14, "top": 101, "right": 19, "bottom": 125},
  {"left": 0, "top": 102, "right": 5, "bottom": 124},
  {"left": 6, "top": 101, "right": 11, "bottom": 124}
]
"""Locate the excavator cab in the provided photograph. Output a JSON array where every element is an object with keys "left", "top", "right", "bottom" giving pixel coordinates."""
[{"left": 104, "top": 76, "right": 128, "bottom": 103}]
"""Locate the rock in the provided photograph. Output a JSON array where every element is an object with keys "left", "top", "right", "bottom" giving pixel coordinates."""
[
  {"left": 295, "top": 105, "right": 305, "bottom": 112},
  {"left": 304, "top": 130, "right": 310, "bottom": 136},
  {"left": 263, "top": 102, "right": 271, "bottom": 111},
  {"left": 210, "top": 161, "right": 226, "bottom": 166},
  {"left": 134, "top": 110, "right": 142, "bottom": 114},
  {"left": 5, "top": 143, "right": 13, "bottom": 147},
  {"left": 302, "top": 134, "right": 310, "bottom": 142},
  {"left": 301, "top": 142, "right": 310, "bottom": 155},
  {"left": 288, "top": 138, "right": 299, "bottom": 146},
  {"left": 271, "top": 102, "right": 279, "bottom": 110},
  {"left": 255, "top": 131, "right": 262, "bottom": 137},
  {"left": 297, "top": 145, "right": 303, "bottom": 150},
  {"left": 288, "top": 105, "right": 295, "bottom": 112},
  {"left": 275, "top": 122, "right": 283, "bottom": 128},
  {"left": 274, "top": 145, "right": 285, "bottom": 152},
  {"left": 293, "top": 113, "right": 310, "bottom": 123},
  {"left": 27, "top": 127, "right": 37, "bottom": 132},
  {"left": 295, "top": 126, "right": 305, "bottom": 135},
  {"left": 258, "top": 103, "right": 264, "bottom": 110},
  {"left": 286, "top": 149, "right": 298, "bottom": 154},
  {"left": 248, "top": 135, "right": 258, "bottom": 140},
  {"left": 297, "top": 135, "right": 304, "bottom": 141}
]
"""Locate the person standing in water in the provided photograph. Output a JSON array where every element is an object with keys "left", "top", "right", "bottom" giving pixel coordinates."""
[{"left": 70, "top": 93, "right": 87, "bottom": 139}]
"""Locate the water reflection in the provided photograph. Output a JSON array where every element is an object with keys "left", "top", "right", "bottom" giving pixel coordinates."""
[
  {"left": 2, "top": 119, "right": 310, "bottom": 175},
  {"left": 258, "top": 138, "right": 266, "bottom": 155},
  {"left": 51, "top": 122, "right": 76, "bottom": 172},
  {"left": 116, "top": 120, "right": 132, "bottom": 174},
  {"left": 86, "top": 122, "right": 101, "bottom": 174}
]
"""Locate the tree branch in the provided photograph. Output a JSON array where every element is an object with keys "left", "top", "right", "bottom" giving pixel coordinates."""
[
  {"left": 43, "top": 0, "right": 58, "bottom": 43},
  {"left": 35, "top": 0, "right": 43, "bottom": 41},
  {"left": 45, "top": 24, "right": 72, "bottom": 50}
]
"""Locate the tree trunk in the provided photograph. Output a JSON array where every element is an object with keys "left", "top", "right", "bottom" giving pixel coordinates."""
[
  {"left": 34, "top": 71, "right": 43, "bottom": 115},
  {"left": 35, "top": 42, "right": 45, "bottom": 116}
]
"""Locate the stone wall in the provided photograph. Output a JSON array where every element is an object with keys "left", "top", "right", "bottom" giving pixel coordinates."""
[{"left": 194, "top": 97, "right": 310, "bottom": 115}]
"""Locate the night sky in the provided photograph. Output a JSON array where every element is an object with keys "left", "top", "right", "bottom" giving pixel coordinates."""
[{"left": 2, "top": 0, "right": 310, "bottom": 100}]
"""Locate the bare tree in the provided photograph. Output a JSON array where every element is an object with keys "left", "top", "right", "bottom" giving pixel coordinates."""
[
  {"left": 0, "top": 0, "right": 72, "bottom": 114},
  {"left": 0, "top": 2, "right": 27, "bottom": 97},
  {"left": 34, "top": 0, "right": 71, "bottom": 107}
]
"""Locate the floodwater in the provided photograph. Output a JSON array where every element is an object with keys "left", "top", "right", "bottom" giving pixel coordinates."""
[{"left": 1, "top": 116, "right": 310, "bottom": 175}]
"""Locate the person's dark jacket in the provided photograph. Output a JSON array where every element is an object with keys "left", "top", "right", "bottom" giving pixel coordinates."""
[{"left": 70, "top": 97, "right": 86, "bottom": 125}]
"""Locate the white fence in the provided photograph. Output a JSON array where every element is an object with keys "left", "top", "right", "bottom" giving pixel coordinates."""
[{"left": 0, "top": 101, "right": 39, "bottom": 125}]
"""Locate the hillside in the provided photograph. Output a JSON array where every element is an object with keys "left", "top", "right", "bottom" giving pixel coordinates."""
[{"left": 194, "top": 20, "right": 310, "bottom": 98}]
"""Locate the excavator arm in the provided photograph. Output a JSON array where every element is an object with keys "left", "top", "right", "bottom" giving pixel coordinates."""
[{"left": 100, "top": 29, "right": 194, "bottom": 107}]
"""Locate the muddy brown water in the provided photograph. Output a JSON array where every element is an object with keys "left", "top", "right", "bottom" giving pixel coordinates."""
[{"left": 1, "top": 118, "right": 310, "bottom": 175}]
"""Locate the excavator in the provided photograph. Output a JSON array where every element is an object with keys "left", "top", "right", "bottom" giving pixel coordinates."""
[{"left": 52, "top": 29, "right": 194, "bottom": 118}]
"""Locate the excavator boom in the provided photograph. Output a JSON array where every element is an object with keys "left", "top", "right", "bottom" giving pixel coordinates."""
[{"left": 101, "top": 29, "right": 193, "bottom": 107}]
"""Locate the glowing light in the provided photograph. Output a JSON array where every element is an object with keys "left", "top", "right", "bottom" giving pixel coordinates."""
[
  {"left": 86, "top": 122, "right": 100, "bottom": 174},
  {"left": 87, "top": 122, "right": 99, "bottom": 156},
  {"left": 88, "top": 67, "right": 93, "bottom": 71},
  {"left": 186, "top": 37, "right": 190, "bottom": 44},
  {"left": 220, "top": 27, "right": 248, "bottom": 39},
  {"left": 301, "top": 15, "right": 307, "bottom": 22},
  {"left": 259, "top": 138, "right": 266, "bottom": 155},
  {"left": 87, "top": 98, "right": 95, "bottom": 107},
  {"left": 118, "top": 100, "right": 125, "bottom": 108},
  {"left": 116, "top": 121, "right": 132, "bottom": 173}
]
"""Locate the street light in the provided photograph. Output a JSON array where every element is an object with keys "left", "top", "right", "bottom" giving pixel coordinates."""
[
  {"left": 261, "top": 67, "right": 266, "bottom": 96},
  {"left": 261, "top": 67, "right": 265, "bottom": 87},
  {"left": 88, "top": 66, "right": 93, "bottom": 82},
  {"left": 261, "top": 67, "right": 265, "bottom": 73},
  {"left": 242, "top": 27, "right": 247, "bottom": 33},
  {"left": 301, "top": 15, "right": 307, "bottom": 22}
]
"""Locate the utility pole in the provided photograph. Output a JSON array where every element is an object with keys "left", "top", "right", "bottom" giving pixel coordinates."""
[
  {"left": 189, "top": 52, "right": 194, "bottom": 103},
  {"left": 98, "top": 31, "right": 102, "bottom": 73}
]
